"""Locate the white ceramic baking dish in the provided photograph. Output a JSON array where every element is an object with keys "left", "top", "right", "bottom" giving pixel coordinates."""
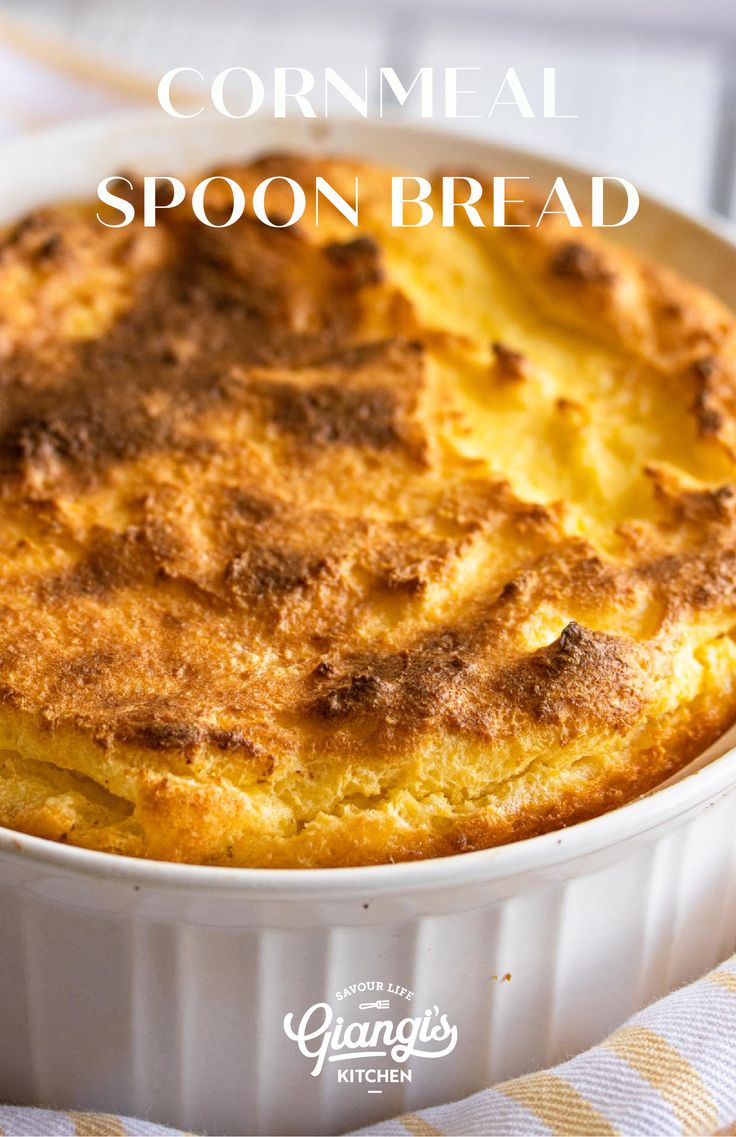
[{"left": 1, "top": 114, "right": 736, "bottom": 1137}]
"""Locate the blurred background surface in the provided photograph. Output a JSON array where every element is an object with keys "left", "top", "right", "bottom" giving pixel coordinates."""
[{"left": 0, "top": 0, "right": 733, "bottom": 219}]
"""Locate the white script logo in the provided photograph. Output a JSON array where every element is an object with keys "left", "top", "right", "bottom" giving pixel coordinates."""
[{"left": 283, "top": 1000, "right": 458, "bottom": 1078}]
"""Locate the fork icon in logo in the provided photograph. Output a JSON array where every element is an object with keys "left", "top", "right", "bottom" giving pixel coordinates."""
[{"left": 358, "top": 1000, "right": 390, "bottom": 1010}]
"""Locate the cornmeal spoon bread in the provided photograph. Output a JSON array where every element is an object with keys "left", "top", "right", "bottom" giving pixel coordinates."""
[{"left": 1, "top": 153, "right": 736, "bottom": 867}]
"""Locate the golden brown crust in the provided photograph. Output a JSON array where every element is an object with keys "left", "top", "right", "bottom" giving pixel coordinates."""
[{"left": 0, "top": 153, "right": 736, "bottom": 867}]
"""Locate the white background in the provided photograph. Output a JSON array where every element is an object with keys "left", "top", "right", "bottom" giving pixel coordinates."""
[{"left": 0, "top": 0, "right": 733, "bottom": 219}]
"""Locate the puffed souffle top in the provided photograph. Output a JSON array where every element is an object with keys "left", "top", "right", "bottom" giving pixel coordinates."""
[{"left": 1, "top": 154, "right": 736, "bottom": 868}]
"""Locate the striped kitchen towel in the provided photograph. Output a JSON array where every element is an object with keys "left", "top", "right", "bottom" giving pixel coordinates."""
[{"left": 3, "top": 952, "right": 736, "bottom": 1136}]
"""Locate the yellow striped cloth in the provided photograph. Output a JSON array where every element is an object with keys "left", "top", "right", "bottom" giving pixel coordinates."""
[{"left": 3, "top": 955, "right": 736, "bottom": 1136}]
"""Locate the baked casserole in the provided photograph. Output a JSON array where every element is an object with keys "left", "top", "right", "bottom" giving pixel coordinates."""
[{"left": 1, "top": 155, "right": 735, "bottom": 867}]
